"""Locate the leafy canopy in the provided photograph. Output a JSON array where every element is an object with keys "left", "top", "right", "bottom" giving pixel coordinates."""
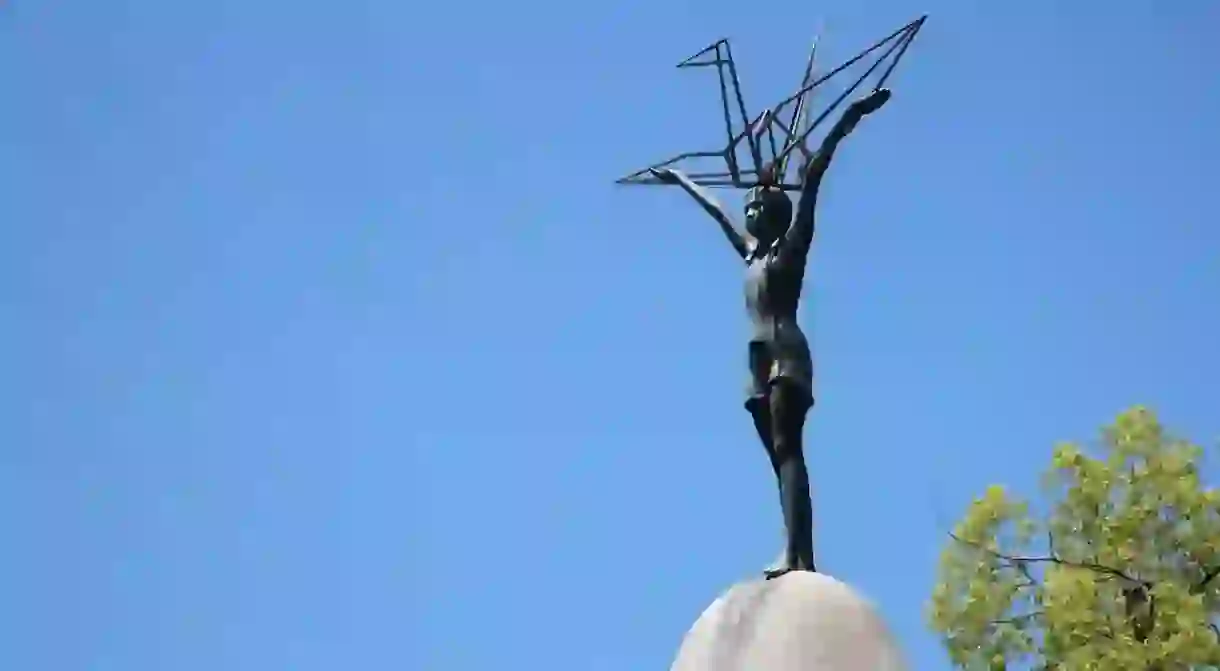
[{"left": 928, "top": 407, "right": 1220, "bottom": 670}]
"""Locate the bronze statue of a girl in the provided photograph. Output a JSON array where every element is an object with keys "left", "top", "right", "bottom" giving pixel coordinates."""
[{"left": 652, "top": 87, "right": 891, "bottom": 577}]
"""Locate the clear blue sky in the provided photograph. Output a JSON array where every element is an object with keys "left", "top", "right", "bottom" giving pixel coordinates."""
[{"left": 2, "top": 1, "right": 1218, "bottom": 669}]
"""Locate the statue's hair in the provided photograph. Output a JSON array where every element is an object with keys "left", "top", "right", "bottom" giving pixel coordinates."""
[
  {"left": 746, "top": 185, "right": 793, "bottom": 226},
  {"left": 750, "top": 162, "right": 793, "bottom": 224},
  {"left": 763, "top": 189, "right": 793, "bottom": 226}
]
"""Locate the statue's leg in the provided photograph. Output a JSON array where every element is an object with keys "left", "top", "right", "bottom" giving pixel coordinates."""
[
  {"left": 748, "top": 345, "right": 791, "bottom": 573},
  {"left": 747, "top": 400, "right": 779, "bottom": 476},
  {"left": 747, "top": 396, "right": 790, "bottom": 573},
  {"left": 746, "top": 342, "right": 781, "bottom": 477},
  {"left": 764, "top": 381, "right": 815, "bottom": 579}
]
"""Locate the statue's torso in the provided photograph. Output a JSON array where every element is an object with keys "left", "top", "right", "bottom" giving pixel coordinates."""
[
  {"left": 742, "top": 239, "right": 814, "bottom": 402},
  {"left": 744, "top": 242, "right": 807, "bottom": 346}
]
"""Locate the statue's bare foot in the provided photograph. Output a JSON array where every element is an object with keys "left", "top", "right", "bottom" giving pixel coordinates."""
[
  {"left": 764, "top": 558, "right": 817, "bottom": 580},
  {"left": 764, "top": 565, "right": 817, "bottom": 580},
  {"left": 764, "top": 566, "right": 796, "bottom": 580}
]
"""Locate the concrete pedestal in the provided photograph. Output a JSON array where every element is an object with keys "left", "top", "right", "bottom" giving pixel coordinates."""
[{"left": 670, "top": 572, "right": 905, "bottom": 671}]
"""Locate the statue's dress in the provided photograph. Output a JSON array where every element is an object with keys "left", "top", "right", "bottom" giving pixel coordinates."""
[{"left": 743, "top": 235, "right": 813, "bottom": 410}]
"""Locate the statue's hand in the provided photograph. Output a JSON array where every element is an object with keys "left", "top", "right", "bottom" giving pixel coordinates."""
[
  {"left": 851, "top": 88, "right": 892, "bottom": 116},
  {"left": 649, "top": 167, "right": 682, "bottom": 184}
]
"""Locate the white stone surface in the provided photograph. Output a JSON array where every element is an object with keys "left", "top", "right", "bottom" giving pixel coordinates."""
[{"left": 670, "top": 572, "right": 906, "bottom": 671}]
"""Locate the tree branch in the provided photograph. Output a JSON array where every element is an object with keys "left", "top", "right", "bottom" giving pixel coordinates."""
[
  {"left": 992, "top": 611, "right": 1044, "bottom": 626},
  {"left": 1194, "top": 566, "right": 1220, "bottom": 594},
  {"left": 948, "top": 532, "right": 1148, "bottom": 586}
]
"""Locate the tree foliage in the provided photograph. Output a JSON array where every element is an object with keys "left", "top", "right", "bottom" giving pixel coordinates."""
[{"left": 928, "top": 408, "right": 1220, "bottom": 670}]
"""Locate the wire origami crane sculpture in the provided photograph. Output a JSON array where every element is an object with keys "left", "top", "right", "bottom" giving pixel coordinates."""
[{"left": 616, "top": 15, "right": 926, "bottom": 192}]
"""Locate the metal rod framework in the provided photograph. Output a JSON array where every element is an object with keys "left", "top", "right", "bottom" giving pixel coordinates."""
[{"left": 616, "top": 15, "right": 926, "bottom": 192}]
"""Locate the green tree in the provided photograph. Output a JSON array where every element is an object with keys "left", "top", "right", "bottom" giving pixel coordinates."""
[{"left": 928, "top": 408, "right": 1220, "bottom": 670}]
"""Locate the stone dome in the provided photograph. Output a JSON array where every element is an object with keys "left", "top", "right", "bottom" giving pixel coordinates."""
[{"left": 670, "top": 572, "right": 906, "bottom": 671}]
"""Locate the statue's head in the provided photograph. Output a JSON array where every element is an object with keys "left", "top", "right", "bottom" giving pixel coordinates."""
[
  {"left": 744, "top": 163, "right": 792, "bottom": 243},
  {"left": 744, "top": 180, "right": 793, "bottom": 244}
]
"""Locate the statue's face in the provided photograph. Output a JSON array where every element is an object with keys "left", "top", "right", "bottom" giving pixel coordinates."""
[{"left": 745, "top": 187, "right": 787, "bottom": 242}]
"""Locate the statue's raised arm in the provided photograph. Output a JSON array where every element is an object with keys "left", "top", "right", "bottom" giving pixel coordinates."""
[
  {"left": 651, "top": 167, "right": 754, "bottom": 261},
  {"left": 782, "top": 88, "right": 892, "bottom": 262}
]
